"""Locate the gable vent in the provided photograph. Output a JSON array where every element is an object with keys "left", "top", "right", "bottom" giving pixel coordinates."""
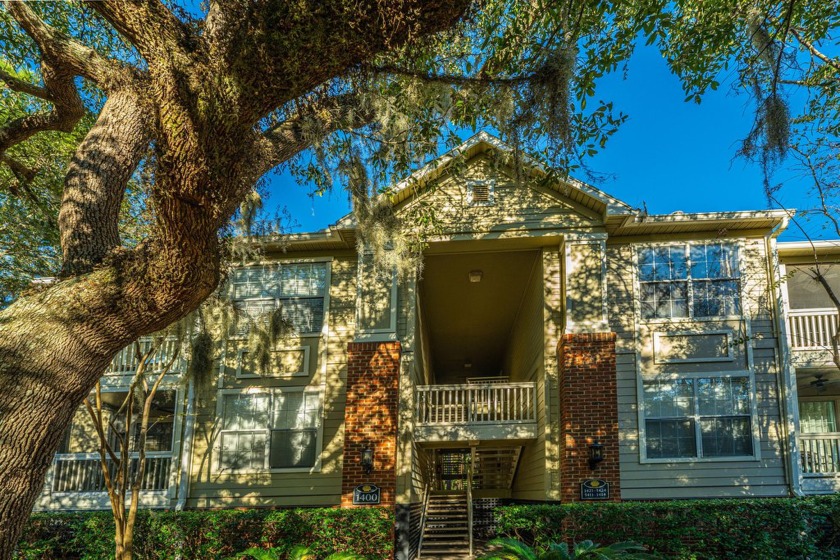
[{"left": 467, "top": 181, "right": 494, "bottom": 206}]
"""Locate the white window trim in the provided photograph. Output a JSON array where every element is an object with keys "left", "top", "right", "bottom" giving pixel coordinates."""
[
  {"left": 235, "top": 346, "right": 310, "bottom": 379},
  {"left": 214, "top": 386, "right": 324, "bottom": 474},
  {"left": 228, "top": 258, "right": 332, "bottom": 340},
  {"left": 637, "top": 370, "right": 761, "bottom": 464},
  {"left": 466, "top": 179, "right": 495, "bottom": 207},
  {"left": 652, "top": 329, "right": 736, "bottom": 364},
  {"left": 634, "top": 240, "right": 745, "bottom": 323}
]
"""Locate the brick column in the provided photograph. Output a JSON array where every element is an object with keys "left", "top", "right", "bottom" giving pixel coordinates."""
[
  {"left": 558, "top": 332, "right": 621, "bottom": 502},
  {"left": 341, "top": 341, "right": 401, "bottom": 508}
]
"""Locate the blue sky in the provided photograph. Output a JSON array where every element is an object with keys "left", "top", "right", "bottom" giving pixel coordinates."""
[{"left": 262, "top": 44, "right": 820, "bottom": 241}]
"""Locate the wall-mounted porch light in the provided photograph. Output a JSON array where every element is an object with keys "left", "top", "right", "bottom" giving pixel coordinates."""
[
  {"left": 588, "top": 441, "right": 604, "bottom": 469},
  {"left": 361, "top": 446, "right": 374, "bottom": 475},
  {"left": 468, "top": 270, "right": 483, "bottom": 283}
]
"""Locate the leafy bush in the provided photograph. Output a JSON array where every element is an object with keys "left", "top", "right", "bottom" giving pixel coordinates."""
[
  {"left": 494, "top": 495, "right": 840, "bottom": 560},
  {"left": 15, "top": 508, "right": 392, "bottom": 560},
  {"left": 482, "top": 537, "right": 657, "bottom": 559}
]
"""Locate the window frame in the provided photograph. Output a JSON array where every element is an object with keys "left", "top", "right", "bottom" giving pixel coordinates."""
[
  {"left": 798, "top": 396, "right": 840, "bottom": 435},
  {"left": 635, "top": 241, "right": 744, "bottom": 323},
  {"left": 229, "top": 258, "right": 332, "bottom": 339},
  {"left": 235, "top": 346, "right": 311, "bottom": 379},
  {"left": 214, "top": 386, "right": 324, "bottom": 474},
  {"left": 638, "top": 371, "right": 761, "bottom": 464}
]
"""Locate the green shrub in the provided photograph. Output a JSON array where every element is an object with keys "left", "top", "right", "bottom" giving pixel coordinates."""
[
  {"left": 15, "top": 508, "right": 393, "bottom": 560},
  {"left": 494, "top": 495, "right": 840, "bottom": 560}
]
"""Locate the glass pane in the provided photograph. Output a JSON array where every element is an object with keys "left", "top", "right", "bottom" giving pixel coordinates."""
[
  {"left": 220, "top": 431, "right": 266, "bottom": 470},
  {"left": 698, "top": 377, "right": 750, "bottom": 416},
  {"left": 800, "top": 401, "right": 838, "bottom": 433},
  {"left": 223, "top": 394, "right": 269, "bottom": 430},
  {"left": 643, "top": 379, "right": 694, "bottom": 418},
  {"left": 645, "top": 419, "right": 697, "bottom": 459},
  {"left": 269, "top": 429, "right": 317, "bottom": 468},
  {"left": 281, "top": 298, "right": 324, "bottom": 333},
  {"left": 273, "top": 392, "right": 319, "bottom": 430},
  {"left": 701, "top": 417, "right": 753, "bottom": 457},
  {"left": 280, "top": 263, "right": 327, "bottom": 297}
]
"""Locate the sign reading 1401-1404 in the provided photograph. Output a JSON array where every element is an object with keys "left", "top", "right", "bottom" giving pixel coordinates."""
[
  {"left": 353, "top": 484, "right": 381, "bottom": 505},
  {"left": 580, "top": 479, "right": 610, "bottom": 500}
]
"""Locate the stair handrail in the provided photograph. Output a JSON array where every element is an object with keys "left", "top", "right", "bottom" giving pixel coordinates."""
[
  {"left": 417, "top": 482, "right": 431, "bottom": 558},
  {"left": 467, "top": 455, "right": 474, "bottom": 558}
]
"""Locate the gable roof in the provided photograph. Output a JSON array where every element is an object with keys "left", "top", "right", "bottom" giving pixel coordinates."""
[{"left": 333, "top": 131, "right": 636, "bottom": 230}]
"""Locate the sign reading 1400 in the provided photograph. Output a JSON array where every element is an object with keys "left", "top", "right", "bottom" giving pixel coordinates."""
[{"left": 353, "top": 484, "right": 381, "bottom": 505}]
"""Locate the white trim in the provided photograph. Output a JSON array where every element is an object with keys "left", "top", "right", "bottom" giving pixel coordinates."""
[
  {"left": 354, "top": 251, "right": 399, "bottom": 340},
  {"left": 175, "top": 379, "right": 195, "bottom": 510},
  {"left": 213, "top": 386, "right": 324, "bottom": 474},
  {"left": 637, "top": 370, "right": 762, "bottom": 464},
  {"left": 466, "top": 179, "right": 496, "bottom": 207},
  {"left": 235, "top": 346, "right": 310, "bottom": 379},
  {"left": 652, "top": 330, "right": 735, "bottom": 364}
]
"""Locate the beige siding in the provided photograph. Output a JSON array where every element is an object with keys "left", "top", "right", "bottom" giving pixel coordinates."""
[
  {"left": 609, "top": 239, "right": 789, "bottom": 500},
  {"left": 186, "top": 255, "right": 358, "bottom": 508},
  {"left": 395, "top": 154, "right": 601, "bottom": 239},
  {"left": 505, "top": 253, "right": 547, "bottom": 499}
]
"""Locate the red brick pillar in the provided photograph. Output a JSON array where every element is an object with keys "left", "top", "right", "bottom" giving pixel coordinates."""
[
  {"left": 558, "top": 332, "right": 621, "bottom": 502},
  {"left": 341, "top": 341, "right": 401, "bottom": 508}
]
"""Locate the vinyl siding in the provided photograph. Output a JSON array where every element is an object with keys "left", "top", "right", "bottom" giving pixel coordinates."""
[
  {"left": 608, "top": 239, "right": 789, "bottom": 500},
  {"left": 505, "top": 254, "right": 545, "bottom": 499},
  {"left": 186, "top": 255, "right": 357, "bottom": 508}
]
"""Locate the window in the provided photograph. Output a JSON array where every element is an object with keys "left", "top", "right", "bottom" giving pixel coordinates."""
[
  {"left": 231, "top": 262, "right": 328, "bottom": 335},
  {"left": 638, "top": 242, "right": 740, "bottom": 319},
  {"left": 643, "top": 376, "right": 754, "bottom": 460},
  {"left": 219, "top": 390, "right": 321, "bottom": 471},
  {"left": 467, "top": 180, "right": 494, "bottom": 206},
  {"left": 800, "top": 401, "right": 838, "bottom": 433}
]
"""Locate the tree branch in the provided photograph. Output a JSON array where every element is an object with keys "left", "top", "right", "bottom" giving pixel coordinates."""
[
  {"left": 255, "top": 94, "right": 375, "bottom": 178},
  {"left": 3, "top": 1, "right": 132, "bottom": 88},
  {"left": 89, "top": 0, "right": 199, "bottom": 63},
  {"left": 368, "top": 63, "right": 534, "bottom": 86},
  {"left": 790, "top": 29, "right": 840, "bottom": 72},
  {"left": 0, "top": 68, "right": 49, "bottom": 100},
  {"left": 0, "top": 60, "right": 85, "bottom": 156}
]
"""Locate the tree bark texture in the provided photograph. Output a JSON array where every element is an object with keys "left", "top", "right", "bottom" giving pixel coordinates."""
[{"left": 59, "top": 89, "right": 151, "bottom": 276}]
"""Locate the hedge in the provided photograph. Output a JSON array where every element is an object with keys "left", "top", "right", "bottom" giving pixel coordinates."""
[
  {"left": 15, "top": 507, "right": 393, "bottom": 560},
  {"left": 494, "top": 495, "right": 840, "bottom": 560}
]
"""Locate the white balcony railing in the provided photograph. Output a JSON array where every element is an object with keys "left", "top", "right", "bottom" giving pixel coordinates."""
[
  {"left": 51, "top": 453, "right": 172, "bottom": 493},
  {"left": 800, "top": 434, "right": 840, "bottom": 475},
  {"left": 787, "top": 308, "right": 839, "bottom": 350},
  {"left": 416, "top": 382, "right": 536, "bottom": 426},
  {"left": 107, "top": 338, "right": 185, "bottom": 375}
]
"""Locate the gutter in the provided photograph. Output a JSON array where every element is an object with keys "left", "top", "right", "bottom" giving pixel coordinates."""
[
  {"left": 764, "top": 215, "right": 804, "bottom": 496},
  {"left": 175, "top": 378, "right": 196, "bottom": 510}
]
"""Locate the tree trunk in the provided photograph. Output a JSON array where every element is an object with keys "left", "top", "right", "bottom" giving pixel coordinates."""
[{"left": 0, "top": 236, "right": 220, "bottom": 557}]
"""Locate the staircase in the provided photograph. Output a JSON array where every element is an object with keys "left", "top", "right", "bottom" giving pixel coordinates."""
[
  {"left": 472, "top": 447, "right": 522, "bottom": 490},
  {"left": 419, "top": 492, "right": 471, "bottom": 558}
]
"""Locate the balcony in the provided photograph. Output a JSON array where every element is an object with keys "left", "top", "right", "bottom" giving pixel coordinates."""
[
  {"left": 799, "top": 434, "right": 840, "bottom": 494},
  {"left": 104, "top": 338, "right": 186, "bottom": 384},
  {"left": 38, "top": 453, "right": 174, "bottom": 510},
  {"left": 50, "top": 453, "right": 173, "bottom": 493},
  {"left": 787, "top": 308, "right": 839, "bottom": 366},
  {"left": 415, "top": 382, "right": 538, "bottom": 443}
]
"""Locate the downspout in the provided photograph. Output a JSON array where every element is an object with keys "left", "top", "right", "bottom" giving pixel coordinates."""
[
  {"left": 175, "top": 378, "right": 196, "bottom": 510},
  {"left": 765, "top": 216, "right": 803, "bottom": 496}
]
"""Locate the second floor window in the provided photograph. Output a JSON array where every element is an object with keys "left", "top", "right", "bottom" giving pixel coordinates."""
[
  {"left": 231, "top": 262, "right": 328, "bottom": 335},
  {"left": 638, "top": 242, "right": 740, "bottom": 320}
]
